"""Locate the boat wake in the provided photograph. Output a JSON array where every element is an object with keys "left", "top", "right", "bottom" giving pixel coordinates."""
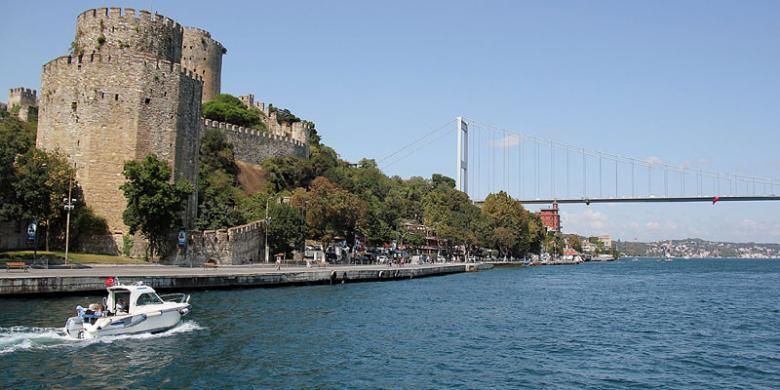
[{"left": 0, "top": 321, "right": 203, "bottom": 355}]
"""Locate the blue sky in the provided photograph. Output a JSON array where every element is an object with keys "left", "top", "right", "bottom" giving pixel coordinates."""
[{"left": 2, "top": 1, "right": 779, "bottom": 243}]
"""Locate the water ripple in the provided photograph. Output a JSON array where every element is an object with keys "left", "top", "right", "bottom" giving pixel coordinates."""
[{"left": 1, "top": 259, "right": 780, "bottom": 388}]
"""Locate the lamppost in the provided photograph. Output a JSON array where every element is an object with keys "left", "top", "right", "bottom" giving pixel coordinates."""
[
  {"left": 63, "top": 164, "right": 76, "bottom": 267},
  {"left": 264, "top": 197, "right": 270, "bottom": 264}
]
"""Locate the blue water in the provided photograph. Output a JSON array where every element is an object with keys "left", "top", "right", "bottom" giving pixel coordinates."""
[{"left": 2, "top": 259, "right": 780, "bottom": 389}]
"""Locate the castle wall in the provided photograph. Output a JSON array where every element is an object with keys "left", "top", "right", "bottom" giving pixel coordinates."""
[
  {"left": 8, "top": 88, "right": 37, "bottom": 109},
  {"left": 183, "top": 220, "right": 265, "bottom": 265},
  {"left": 8, "top": 88, "right": 38, "bottom": 122},
  {"left": 75, "top": 7, "right": 183, "bottom": 63},
  {"left": 182, "top": 28, "right": 225, "bottom": 102},
  {"left": 37, "top": 53, "right": 202, "bottom": 233},
  {"left": 0, "top": 220, "right": 27, "bottom": 251},
  {"left": 237, "top": 94, "right": 311, "bottom": 145},
  {"left": 203, "top": 119, "right": 308, "bottom": 165}
]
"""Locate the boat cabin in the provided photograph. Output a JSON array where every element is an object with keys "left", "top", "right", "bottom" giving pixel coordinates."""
[{"left": 106, "top": 284, "right": 164, "bottom": 315}]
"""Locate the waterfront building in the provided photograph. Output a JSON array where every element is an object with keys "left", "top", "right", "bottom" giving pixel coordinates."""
[{"left": 539, "top": 202, "right": 561, "bottom": 232}]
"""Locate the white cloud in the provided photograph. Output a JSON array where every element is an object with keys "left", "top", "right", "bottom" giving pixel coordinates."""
[
  {"left": 644, "top": 156, "right": 664, "bottom": 166},
  {"left": 561, "top": 209, "right": 609, "bottom": 235},
  {"left": 491, "top": 134, "right": 522, "bottom": 149}
]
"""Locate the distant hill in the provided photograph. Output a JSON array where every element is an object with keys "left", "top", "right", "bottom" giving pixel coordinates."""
[{"left": 616, "top": 238, "right": 780, "bottom": 258}]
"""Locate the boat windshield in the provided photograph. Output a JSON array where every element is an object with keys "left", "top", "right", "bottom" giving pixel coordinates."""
[{"left": 136, "top": 292, "right": 163, "bottom": 306}]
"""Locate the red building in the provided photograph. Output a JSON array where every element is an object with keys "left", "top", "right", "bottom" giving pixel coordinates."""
[{"left": 539, "top": 202, "right": 561, "bottom": 232}]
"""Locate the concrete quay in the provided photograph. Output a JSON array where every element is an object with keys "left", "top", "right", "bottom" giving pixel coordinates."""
[{"left": 0, "top": 263, "right": 493, "bottom": 296}]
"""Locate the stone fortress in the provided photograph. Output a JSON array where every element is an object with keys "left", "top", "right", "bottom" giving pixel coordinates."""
[
  {"left": 7, "top": 7, "right": 312, "bottom": 258},
  {"left": 4, "top": 88, "right": 39, "bottom": 122}
]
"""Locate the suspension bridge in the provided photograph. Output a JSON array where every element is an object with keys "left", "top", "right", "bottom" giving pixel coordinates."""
[{"left": 380, "top": 117, "right": 780, "bottom": 206}]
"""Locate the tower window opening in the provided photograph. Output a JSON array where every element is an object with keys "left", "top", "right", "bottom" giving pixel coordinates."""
[
  {"left": 145, "top": 98, "right": 151, "bottom": 104},
  {"left": 115, "top": 94, "right": 119, "bottom": 101},
  {"left": 71, "top": 102, "right": 77, "bottom": 112}
]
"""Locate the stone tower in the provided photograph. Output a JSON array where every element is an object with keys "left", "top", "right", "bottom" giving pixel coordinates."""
[
  {"left": 36, "top": 7, "right": 205, "bottom": 238},
  {"left": 7, "top": 88, "right": 38, "bottom": 121},
  {"left": 182, "top": 27, "right": 226, "bottom": 102}
]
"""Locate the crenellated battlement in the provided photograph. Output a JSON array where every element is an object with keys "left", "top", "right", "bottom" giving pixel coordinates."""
[
  {"left": 9, "top": 88, "right": 36, "bottom": 96},
  {"left": 202, "top": 119, "right": 307, "bottom": 148},
  {"left": 202, "top": 118, "right": 309, "bottom": 164},
  {"left": 7, "top": 86, "right": 38, "bottom": 122},
  {"left": 77, "top": 7, "right": 183, "bottom": 31},
  {"left": 42, "top": 53, "right": 203, "bottom": 83},
  {"left": 237, "top": 94, "right": 313, "bottom": 145},
  {"left": 75, "top": 7, "right": 184, "bottom": 63}
]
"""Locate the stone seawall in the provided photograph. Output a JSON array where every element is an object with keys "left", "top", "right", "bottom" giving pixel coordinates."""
[{"left": 0, "top": 264, "right": 477, "bottom": 295}]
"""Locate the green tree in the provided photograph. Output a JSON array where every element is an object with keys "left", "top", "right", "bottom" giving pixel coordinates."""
[
  {"left": 202, "top": 94, "right": 265, "bottom": 128},
  {"left": 200, "top": 127, "right": 238, "bottom": 175},
  {"left": 566, "top": 235, "right": 583, "bottom": 252},
  {"left": 240, "top": 192, "right": 305, "bottom": 257},
  {"left": 422, "top": 176, "right": 482, "bottom": 256},
  {"left": 291, "top": 177, "right": 367, "bottom": 248},
  {"left": 261, "top": 156, "right": 313, "bottom": 193},
  {"left": 14, "top": 149, "right": 77, "bottom": 250},
  {"left": 197, "top": 128, "right": 245, "bottom": 230},
  {"left": 0, "top": 116, "right": 36, "bottom": 220},
  {"left": 269, "top": 105, "right": 301, "bottom": 123},
  {"left": 121, "top": 155, "right": 193, "bottom": 260},
  {"left": 197, "top": 169, "right": 246, "bottom": 230},
  {"left": 481, "top": 191, "right": 540, "bottom": 258}
]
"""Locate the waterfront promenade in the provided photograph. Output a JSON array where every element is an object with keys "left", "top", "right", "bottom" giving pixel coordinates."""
[{"left": 0, "top": 263, "right": 491, "bottom": 295}]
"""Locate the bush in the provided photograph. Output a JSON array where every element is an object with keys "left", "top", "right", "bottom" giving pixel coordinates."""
[{"left": 202, "top": 94, "right": 264, "bottom": 128}]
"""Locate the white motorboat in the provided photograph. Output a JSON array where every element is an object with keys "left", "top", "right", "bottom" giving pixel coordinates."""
[{"left": 64, "top": 278, "right": 191, "bottom": 339}]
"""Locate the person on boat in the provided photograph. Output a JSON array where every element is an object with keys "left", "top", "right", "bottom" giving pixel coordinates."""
[{"left": 116, "top": 298, "right": 128, "bottom": 314}]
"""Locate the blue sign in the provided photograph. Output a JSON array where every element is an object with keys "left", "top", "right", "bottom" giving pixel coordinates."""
[
  {"left": 177, "top": 230, "right": 187, "bottom": 247},
  {"left": 27, "top": 222, "right": 37, "bottom": 241}
]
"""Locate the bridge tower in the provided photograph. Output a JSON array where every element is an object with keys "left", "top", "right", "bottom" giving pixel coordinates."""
[{"left": 456, "top": 116, "right": 468, "bottom": 194}]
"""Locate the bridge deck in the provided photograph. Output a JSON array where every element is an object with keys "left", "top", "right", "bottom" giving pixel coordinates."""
[{"left": 478, "top": 196, "right": 780, "bottom": 205}]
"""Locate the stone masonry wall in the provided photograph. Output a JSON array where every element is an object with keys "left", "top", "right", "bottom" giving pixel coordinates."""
[
  {"left": 0, "top": 221, "right": 28, "bottom": 251},
  {"left": 37, "top": 53, "right": 202, "bottom": 233},
  {"left": 8, "top": 88, "right": 38, "bottom": 122},
  {"left": 182, "top": 27, "right": 225, "bottom": 102},
  {"left": 238, "top": 94, "right": 311, "bottom": 145},
  {"left": 203, "top": 119, "right": 308, "bottom": 164},
  {"left": 184, "top": 220, "right": 265, "bottom": 265},
  {"left": 75, "top": 7, "right": 183, "bottom": 63}
]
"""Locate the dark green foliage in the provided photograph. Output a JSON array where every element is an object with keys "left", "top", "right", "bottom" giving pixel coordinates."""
[
  {"left": 290, "top": 177, "right": 368, "bottom": 248},
  {"left": 269, "top": 105, "right": 300, "bottom": 123},
  {"left": 196, "top": 128, "right": 245, "bottom": 230},
  {"left": 197, "top": 170, "right": 246, "bottom": 230},
  {"left": 202, "top": 94, "right": 265, "bottom": 129},
  {"left": 121, "top": 155, "right": 193, "bottom": 259},
  {"left": 70, "top": 207, "right": 110, "bottom": 247},
  {"left": 261, "top": 156, "right": 314, "bottom": 193},
  {"left": 200, "top": 128, "right": 238, "bottom": 175},
  {"left": 240, "top": 192, "right": 305, "bottom": 257},
  {"left": 0, "top": 116, "right": 36, "bottom": 220},
  {"left": 200, "top": 110, "right": 545, "bottom": 258}
]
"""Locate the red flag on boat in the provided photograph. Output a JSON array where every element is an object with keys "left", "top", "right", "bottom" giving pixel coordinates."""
[
  {"left": 712, "top": 196, "right": 720, "bottom": 205},
  {"left": 104, "top": 276, "right": 115, "bottom": 287}
]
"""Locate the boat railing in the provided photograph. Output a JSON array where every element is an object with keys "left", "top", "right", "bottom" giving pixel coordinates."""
[{"left": 159, "top": 293, "right": 189, "bottom": 303}]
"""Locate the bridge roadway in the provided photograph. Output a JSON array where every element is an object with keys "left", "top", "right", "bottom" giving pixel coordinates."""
[
  {"left": 0, "top": 263, "right": 488, "bottom": 295},
  {"left": 483, "top": 195, "right": 780, "bottom": 205}
]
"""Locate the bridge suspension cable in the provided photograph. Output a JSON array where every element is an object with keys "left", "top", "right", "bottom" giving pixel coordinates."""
[{"left": 461, "top": 117, "right": 780, "bottom": 203}]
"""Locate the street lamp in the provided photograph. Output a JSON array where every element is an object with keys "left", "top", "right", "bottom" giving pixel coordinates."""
[
  {"left": 264, "top": 197, "right": 271, "bottom": 264},
  {"left": 63, "top": 163, "right": 76, "bottom": 267}
]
